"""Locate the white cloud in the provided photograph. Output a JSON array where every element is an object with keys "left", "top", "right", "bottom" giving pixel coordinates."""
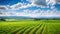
[
  {"left": 5, "top": 0, "right": 58, "bottom": 10},
  {"left": 30, "top": 0, "right": 56, "bottom": 5},
  {"left": 47, "top": 0, "right": 56, "bottom": 5},
  {"left": 0, "top": 10, "right": 16, "bottom": 16},
  {"left": 28, "top": 0, "right": 59, "bottom": 9},
  {"left": 0, "top": 5, "right": 16, "bottom": 16},
  {"left": 10, "top": 2, "right": 33, "bottom": 10},
  {"left": 0, "top": 6, "right": 8, "bottom": 15},
  {"left": 28, "top": 0, "right": 48, "bottom": 8},
  {"left": 0, "top": 0, "right": 59, "bottom": 11},
  {"left": 0, "top": 0, "right": 60, "bottom": 18},
  {"left": 0, "top": 5, "right": 8, "bottom": 10},
  {"left": 0, "top": 6, "right": 60, "bottom": 18},
  {"left": 13, "top": 9, "right": 60, "bottom": 18},
  {"left": 10, "top": 3, "right": 23, "bottom": 10},
  {"left": 9, "top": 0, "right": 51, "bottom": 10},
  {"left": 31, "top": 9, "right": 60, "bottom": 17}
]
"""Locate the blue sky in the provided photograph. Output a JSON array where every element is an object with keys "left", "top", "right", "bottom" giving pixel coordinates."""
[{"left": 0, "top": 0, "right": 60, "bottom": 18}]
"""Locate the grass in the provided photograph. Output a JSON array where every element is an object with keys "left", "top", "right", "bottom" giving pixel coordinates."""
[{"left": 0, "top": 20, "right": 60, "bottom": 34}]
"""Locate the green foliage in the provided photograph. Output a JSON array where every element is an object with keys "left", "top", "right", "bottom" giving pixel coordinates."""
[
  {"left": 0, "top": 20, "right": 60, "bottom": 34},
  {"left": 0, "top": 18, "right": 6, "bottom": 21},
  {"left": 33, "top": 18, "right": 40, "bottom": 21}
]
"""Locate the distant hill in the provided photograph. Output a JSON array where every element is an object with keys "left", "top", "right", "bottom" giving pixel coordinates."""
[
  {"left": 0, "top": 16, "right": 60, "bottom": 20},
  {"left": 0, "top": 16, "right": 31, "bottom": 19}
]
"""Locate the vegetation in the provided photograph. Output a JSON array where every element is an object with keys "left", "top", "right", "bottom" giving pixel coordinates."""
[
  {"left": 0, "top": 18, "right": 6, "bottom": 21},
  {"left": 0, "top": 20, "right": 60, "bottom": 34}
]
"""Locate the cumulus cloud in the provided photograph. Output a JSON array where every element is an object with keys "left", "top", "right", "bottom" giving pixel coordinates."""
[
  {"left": 1, "top": 0, "right": 59, "bottom": 10},
  {"left": 30, "top": 0, "right": 56, "bottom": 5},
  {"left": 56, "top": 0, "right": 60, "bottom": 4},
  {"left": 10, "top": 3, "right": 23, "bottom": 10},
  {"left": 0, "top": 10, "right": 16, "bottom": 16},
  {"left": 13, "top": 9, "right": 60, "bottom": 18},
  {"left": 0, "top": 0, "right": 60, "bottom": 18},
  {"left": 0, "top": 6, "right": 60, "bottom": 18},
  {"left": 10, "top": 2, "right": 32, "bottom": 10},
  {"left": 9, "top": 0, "right": 60, "bottom": 10},
  {"left": 33, "top": 0, "right": 46, "bottom": 6},
  {"left": 0, "top": 6, "right": 8, "bottom": 10},
  {"left": 10, "top": 0, "right": 56, "bottom": 10},
  {"left": 28, "top": 0, "right": 48, "bottom": 8},
  {"left": 28, "top": 0, "right": 59, "bottom": 9},
  {"left": 0, "top": 5, "right": 15, "bottom": 16},
  {"left": 46, "top": 0, "right": 60, "bottom": 5},
  {"left": 47, "top": 0, "right": 56, "bottom": 5},
  {"left": 28, "top": 9, "right": 60, "bottom": 17},
  {"left": 0, "top": 6, "right": 7, "bottom": 15},
  {"left": 56, "top": 0, "right": 60, "bottom": 3}
]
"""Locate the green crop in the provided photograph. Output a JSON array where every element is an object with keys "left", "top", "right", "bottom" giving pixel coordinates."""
[{"left": 0, "top": 20, "right": 60, "bottom": 34}]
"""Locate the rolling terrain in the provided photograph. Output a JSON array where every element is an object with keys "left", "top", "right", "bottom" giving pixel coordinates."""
[{"left": 0, "top": 20, "right": 60, "bottom": 34}]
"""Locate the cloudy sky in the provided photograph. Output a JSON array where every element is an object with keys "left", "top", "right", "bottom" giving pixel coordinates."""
[{"left": 0, "top": 0, "right": 60, "bottom": 18}]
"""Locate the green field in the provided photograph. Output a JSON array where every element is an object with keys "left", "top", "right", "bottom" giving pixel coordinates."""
[{"left": 0, "top": 20, "right": 60, "bottom": 34}]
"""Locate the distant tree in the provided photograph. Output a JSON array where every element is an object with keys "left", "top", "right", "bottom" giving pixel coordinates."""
[
  {"left": 0, "top": 18, "right": 6, "bottom": 21},
  {"left": 33, "top": 18, "right": 40, "bottom": 21}
]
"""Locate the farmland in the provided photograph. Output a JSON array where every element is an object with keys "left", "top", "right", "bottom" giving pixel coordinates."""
[{"left": 0, "top": 20, "right": 60, "bottom": 34}]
